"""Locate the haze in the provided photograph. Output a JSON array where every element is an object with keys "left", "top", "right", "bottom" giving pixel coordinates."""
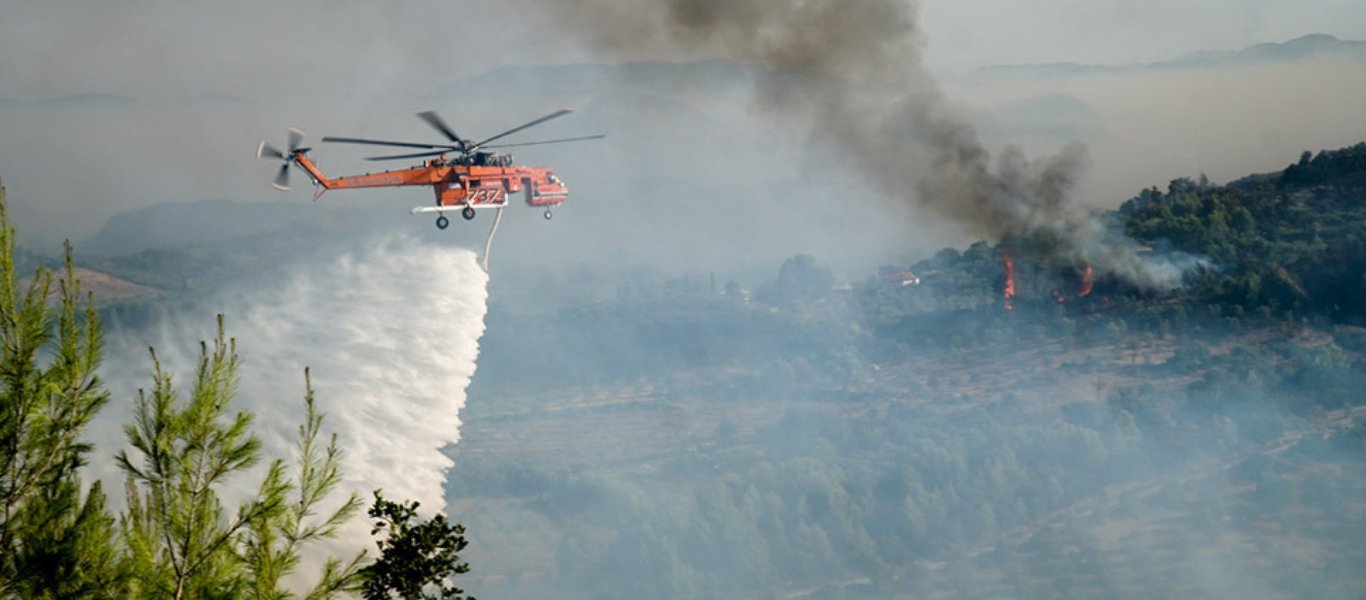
[
  {"left": 2, "top": 0, "right": 1365, "bottom": 275},
  {"left": 4, "top": 2, "right": 1366, "bottom": 598}
]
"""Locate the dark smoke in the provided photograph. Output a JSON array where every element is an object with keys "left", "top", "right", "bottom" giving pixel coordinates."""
[{"left": 540, "top": 0, "right": 1196, "bottom": 289}]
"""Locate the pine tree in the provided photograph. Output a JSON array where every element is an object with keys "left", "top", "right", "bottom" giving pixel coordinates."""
[
  {"left": 0, "top": 182, "right": 124, "bottom": 597},
  {"left": 118, "top": 318, "right": 370, "bottom": 599},
  {"left": 240, "top": 368, "right": 366, "bottom": 599},
  {"left": 0, "top": 177, "right": 441, "bottom": 597},
  {"left": 116, "top": 316, "right": 288, "bottom": 599}
]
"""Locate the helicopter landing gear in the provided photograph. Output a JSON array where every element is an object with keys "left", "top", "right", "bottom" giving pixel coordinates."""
[
  {"left": 462, "top": 206, "right": 477, "bottom": 221},
  {"left": 435, "top": 215, "right": 449, "bottom": 230},
  {"left": 543, "top": 209, "right": 554, "bottom": 220}
]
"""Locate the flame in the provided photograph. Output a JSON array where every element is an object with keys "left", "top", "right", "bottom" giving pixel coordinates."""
[
  {"left": 1003, "top": 254, "right": 1016, "bottom": 311},
  {"left": 1079, "top": 263, "right": 1095, "bottom": 297}
]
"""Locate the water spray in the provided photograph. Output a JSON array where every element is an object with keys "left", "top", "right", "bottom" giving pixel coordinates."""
[{"left": 94, "top": 236, "right": 490, "bottom": 571}]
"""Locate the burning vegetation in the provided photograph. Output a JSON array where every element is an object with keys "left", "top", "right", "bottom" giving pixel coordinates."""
[
  {"left": 1001, "top": 250, "right": 1098, "bottom": 311},
  {"left": 535, "top": 0, "right": 1201, "bottom": 292},
  {"left": 1002, "top": 253, "right": 1016, "bottom": 311}
]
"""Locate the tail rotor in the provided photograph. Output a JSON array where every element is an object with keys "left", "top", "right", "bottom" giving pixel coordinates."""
[{"left": 256, "top": 128, "right": 309, "bottom": 191}]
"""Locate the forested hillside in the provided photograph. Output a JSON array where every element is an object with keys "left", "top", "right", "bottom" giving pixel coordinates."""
[
  {"left": 1126, "top": 143, "right": 1366, "bottom": 318},
  {"left": 447, "top": 143, "right": 1366, "bottom": 599},
  {"left": 21, "top": 142, "right": 1366, "bottom": 598}
]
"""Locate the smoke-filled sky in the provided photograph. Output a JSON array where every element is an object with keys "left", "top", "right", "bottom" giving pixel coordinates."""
[
  {"left": 3, "top": 0, "right": 1364, "bottom": 98},
  {"left": 3, "top": 0, "right": 1366, "bottom": 273}
]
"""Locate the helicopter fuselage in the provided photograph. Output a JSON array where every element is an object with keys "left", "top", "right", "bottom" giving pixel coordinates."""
[{"left": 289, "top": 152, "right": 568, "bottom": 210}]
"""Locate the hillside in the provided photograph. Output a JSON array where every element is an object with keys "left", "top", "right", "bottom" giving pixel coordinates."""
[
  {"left": 32, "top": 140, "right": 1366, "bottom": 598},
  {"left": 443, "top": 143, "right": 1366, "bottom": 599},
  {"left": 68, "top": 267, "right": 160, "bottom": 302},
  {"left": 66, "top": 199, "right": 423, "bottom": 330},
  {"left": 79, "top": 199, "right": 315, "bottom": 256}
]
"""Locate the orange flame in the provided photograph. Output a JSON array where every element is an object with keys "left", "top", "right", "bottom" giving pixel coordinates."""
[
  {"left": 1003, "top": 254, "right": 1016, "bottom": 311},
  {"left": 1079, "top": 264, "right": 1094, "bottom": 297}
]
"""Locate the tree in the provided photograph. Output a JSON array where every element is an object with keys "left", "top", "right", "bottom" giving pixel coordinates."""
[
  {"left": 359, "top": 491, "right": 474, "bottom": 600},
  {"left": 0, "top": 184, "right": 123, "bottom": 596},
  {"left": 0, "top": 184, "right": 396, "bottom": 597},
  {"left": 723, "top": 280, "right": 743, "bottom": 304},
  {"left": 240, "top": 368, "right": 366, "bottom": 600},
  {"left": 118, "top": 318, "right": 375, "bottom": 599},
  {"left": 117, "top": 317, "right": 289, "bottom": 599},
  {"left": 758, "top": 254, "right": 836, "bottom": 306}
]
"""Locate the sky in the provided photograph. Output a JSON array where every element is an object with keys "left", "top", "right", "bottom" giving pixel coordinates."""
[
  {"left": 3, "top": 0, "right": 1365, "bottom": 100},
  {"left": 2, "top": 0, "right": 1366, "bottom": 267}
]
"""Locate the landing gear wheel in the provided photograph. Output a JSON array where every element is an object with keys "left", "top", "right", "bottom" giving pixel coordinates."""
[
  {"left": 462, "top": 206, "right": 476, "bottom": 221},
  {"left": 543, "top": 209, "right": 554, "bottom": 220},
  {"left": 435, "top": 215, "right": 449, "bottom": 230}
]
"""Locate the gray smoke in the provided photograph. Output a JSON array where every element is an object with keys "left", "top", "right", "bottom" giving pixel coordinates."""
[{"left": 539, "top": 0, "right": 1195, "bottom": 289}]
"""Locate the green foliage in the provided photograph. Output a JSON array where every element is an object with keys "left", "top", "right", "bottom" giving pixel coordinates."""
[
  {"left": 116, "top": 316, "right": 288, "bottom": 599},
  {"left": 1277, "top": 143, "right": 1366, "bottom": 188},
  {"left": 1118, "top": 144, "right": 1366, "bottom": 320},
  {"left": 849, "top": 142, "right": 1366, "bottom": 332},
  {"left": 0, "top": 187, "right": 123, "bottom": 596},
  {"left": 239, "top": 368, "right": 366, "bottom": 600},
  {"left": 0, "top": 186, "right": 423, "bottom": 598},
  {"left": 117, "top": 318, "right": 375, "bottom": 599},
  {"left": 359, "top": 491, "right": 473, "bottom": 600},
  {"left": 11, "top": 479, "right": 123, "bottom": 598}
]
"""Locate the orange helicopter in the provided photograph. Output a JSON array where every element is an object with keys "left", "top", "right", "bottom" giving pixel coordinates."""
[{"left": 257, "top": 109, "right": 603, "bottom": 229}]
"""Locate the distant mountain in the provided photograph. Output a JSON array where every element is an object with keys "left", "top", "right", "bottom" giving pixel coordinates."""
[
  {"left": 80, "top": 198, "right": 313, "bottom": 256},
  {"left": 976, "top": 34, "right": 1366, "bottom": 80},
  {"left": 1167, "top": 33, "right": 1366, "bottom": 68}
]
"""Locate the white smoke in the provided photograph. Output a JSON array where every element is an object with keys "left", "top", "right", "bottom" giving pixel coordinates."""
[{"left": 91, "top": 235, "right": 489, "bottom": 574}]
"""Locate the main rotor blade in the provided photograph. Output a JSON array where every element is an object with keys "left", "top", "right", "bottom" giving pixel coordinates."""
[
  {"left": 416, "top": 111, "right": 465, "bottom": 146},
  {"left": 321, "top": 136, "right": 455, "bottom": 150},
  {"left": 365, "top": 149, "right": 454, "bottom": 161},
  {"left": 273, "top": 163, "right": 291, "bottom": 190},
  {"left": 471, "top": 108, "right": 573, "bottom": 149},
  {"left": 483, "top": 134, "right": 606, "bottom": 149}
]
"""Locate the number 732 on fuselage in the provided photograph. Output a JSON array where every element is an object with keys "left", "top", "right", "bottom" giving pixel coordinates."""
[{"left": 257, "top": 109, "right": 604, "bottom": 229}]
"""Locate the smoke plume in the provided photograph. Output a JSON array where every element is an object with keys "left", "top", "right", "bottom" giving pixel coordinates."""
[
  {"left": 93, "top": 237, "right": 489, "bottom": 570},
  {"left": 540, "top": 0, "right": 1193, "bottom": 289}
]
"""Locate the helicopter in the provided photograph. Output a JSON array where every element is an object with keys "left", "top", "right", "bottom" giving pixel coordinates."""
[{"left": 257, "top": 109, "right": 603, "bottom": 229}]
